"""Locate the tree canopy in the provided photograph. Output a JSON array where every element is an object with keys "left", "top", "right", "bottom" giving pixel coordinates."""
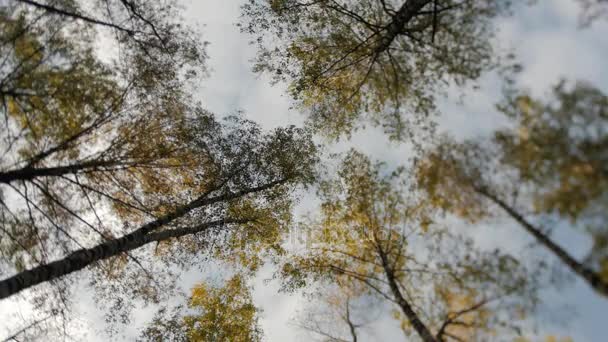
[
  {"left": 0, "top": 0, "right": 318, "bottom": 335},
  {"left": 241, "top": 0, "right": 511, "bottom": 140},
  {"left": 140, "top": 274, "right": 263, "bottom": 342},
  {"left": 415, "top": 81, "right": 608, "bottom": 297},
  {"left": 0, "top": 0, "right": 605, "bottom": 341},
  {"left": 280, "top": 151, "right": 535, "bottom": 342}
]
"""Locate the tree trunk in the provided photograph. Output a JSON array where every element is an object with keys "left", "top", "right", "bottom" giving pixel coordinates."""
[
  {"left": 345, "top": 298, "right": 358, "bottom": 342},
  {"left": 475, "top": 187, "right": 608, "bottom": 298},
  {"left": 0, "top": 178, "right": 286, "bottom": 299},
  {"left": 0, "top": 217, "right": 249, "bottom": 299},
  {"left": 375, "top": 0, "right": 432, "bottom": 54},
  {"left": 16, "top": 0, "right": 136, "bottom": 35},
  {"left": 377, "top": 246, "right": 437, "bottom": 342},
  {"left": 0, "top": 160, "right": 124, "bottom": 184}
]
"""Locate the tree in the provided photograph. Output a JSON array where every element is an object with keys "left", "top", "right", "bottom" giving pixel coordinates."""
[
  {"left": 0, "top": 0, "right": 319, "bottom": 336},
  {"left": 0, "top": 115, "right": 318, "bottom": 298},
  {"left": 240, "top": 0, "right": 511, "bottom": 140},
  {"left": 294, "top": 281, "right": 375, "bottom": 342},
  {"left": 0, "top": 0, "right": 209, "bottom": 333},
  {"left": 13, "top": 0, "right": 206, "bottom": 90},
  {"left": 0, "top": 0, "right": 206, "bottom": 278},
  {"left": 280, "top": 151, "right": 533, "bottom": 342},
  {"left": 140, "top": 274, "right": 263, "bottom": 342},
  {"left": 415, "top": 81, "right": 608, "bottom": 297}
]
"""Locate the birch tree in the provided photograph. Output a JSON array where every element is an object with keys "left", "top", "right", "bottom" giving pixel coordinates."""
[
  {"left": 0, "top": 114, "right": 318, "bottom": 298},
  {"left": 241, "top": 0, "right": 511, "bottom": 140},
  {"left": 280, "top": 151, "right": 533, "bottom": 342},
  {"left": 0, "top": 0, "right": 319, "bottom": 335},
  {"left": 416, "top": 81, "right": 608, "bottom": 297}
]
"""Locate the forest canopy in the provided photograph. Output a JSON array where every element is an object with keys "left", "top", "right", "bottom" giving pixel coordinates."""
[{"left": 0, "top": 0, "right": 606, "bottom": 341}]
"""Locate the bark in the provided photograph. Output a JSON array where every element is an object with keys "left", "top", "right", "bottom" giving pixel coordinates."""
[
  {"left": 377, "top": 245, "right": 438, "bottom": 342},
  {"left": 475, "top": 187, "right": 608, "bottom": 298},
  {"left": 375, "top": 0, "right": 433, "bottom": 54},
  {"left": 0, "top": 160, "right": 125, "bottom": 184},
  {"left": 16, "top": 0, "right": 166, "bottom": 50},
  {"left": 0, "top": 178, "right": 286, "bottom": 299},
  {"left": 16, "top": 0, "right": 136, "bottom": 35},
  {"left": 0, "top": 218, "right": 249, "bottom": 299}
]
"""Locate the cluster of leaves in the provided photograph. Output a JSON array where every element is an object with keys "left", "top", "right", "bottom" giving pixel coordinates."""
[
  {"left": 279, "top": 151, "right": 536, "bottom": 341},
  {"left": 140, "top": 274, "right": 263, "bottom": 342},
  {"left": 0, "top": 0, "right": 319, "bottom": 338},
  {"left": 415, "top": 82, "right": 608, "bottom": 296},
  {"left": 1, "top": 1, "right": 606, "bottom": 341},
  {"left": 241, "top": 0, "right": 512, "bottom": 140}
]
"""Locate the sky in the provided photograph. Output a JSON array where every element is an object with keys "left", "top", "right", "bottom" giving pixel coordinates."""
[{"left": 2, "top": 0, "right": 608, "bottom": 341}]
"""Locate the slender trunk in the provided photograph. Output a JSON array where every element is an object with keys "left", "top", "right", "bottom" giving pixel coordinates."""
[
  {"left": 345, "top": 299, "right": 358, "bottom": 342},
  {"left": 0, "top": 218, "right": 249, "bottom": 299},
  {"left": 16, "top": 0, "right": 136, "bottom": 35},
  {"left": 0, "top": 160, "right": 124, "bottom": 184},
  {"left": 375, "top": 0, "right": 432, "bottom": 54},
  {"left": 475, "top": 187, "right": 608, "bottom": 297},
  {"left": 377, "top": 245, "right": 437, "bottom": 342},
  {"left": 347, "top": 321, "right": 358, "bottom": 342},
  {"left": 0, "top": 178, "right": 286, "bottom": 299}
]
